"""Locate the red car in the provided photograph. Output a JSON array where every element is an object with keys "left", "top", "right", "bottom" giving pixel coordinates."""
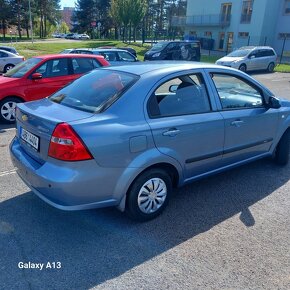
[{"left": 0, "top": 54, "right": 109, "bottom": 123}]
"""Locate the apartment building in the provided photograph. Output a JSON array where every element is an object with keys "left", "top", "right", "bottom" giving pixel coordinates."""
[{"left": 184, "top": 0, "right": 290, "bottom": 53}]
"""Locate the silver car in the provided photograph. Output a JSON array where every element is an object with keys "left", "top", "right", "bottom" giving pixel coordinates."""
[
  {"left": 0, "top": 49, "right": 25, "bottom": 73},
  {"left": 216, "top": 46, "right": 277, "bottom": 73}
]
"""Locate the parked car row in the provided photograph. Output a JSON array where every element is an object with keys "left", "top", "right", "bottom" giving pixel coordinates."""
[
  {"left": 0, "top": 44, "right": 279, "bottom": 125},
  {"left": 61, "top": 48, "right": 138, "bottom": 65},
  {"left": 52, "top": 33, "right": 90, "bottom": 40}
]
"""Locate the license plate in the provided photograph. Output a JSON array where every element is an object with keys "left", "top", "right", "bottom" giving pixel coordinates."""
[{"left": 20, "top": 127, "right": 39, "bottom": 151}]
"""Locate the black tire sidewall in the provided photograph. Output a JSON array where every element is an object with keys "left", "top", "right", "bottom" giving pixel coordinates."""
[
  {"left": 126, "top": 169, "right": 172, "bottom": 221},
  {"left": 239, "top": 64, "right": 246, "bottom": 72},
  {"left": 268, "top": 62, "right": 274, "bottom": 73},
  {"left": 275, "top": 130, "right": 290, "bottom": 165},
  {"left": 4, "top": 64, "right": 14, "bottom": 73}
]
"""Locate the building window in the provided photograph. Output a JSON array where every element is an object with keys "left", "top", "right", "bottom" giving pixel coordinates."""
[
  {"left": 204, "top": 31, "right": 212, "bottom": 37},
  {"left": 278, "top": 33, "right": 290, "bottom": 39},
  {"left": 285, "top": 0, "right": 290, "bottom": 14},
  {"left": 241, "top": 0, "right": 253, "bottom": 23},
  {"left": 238, "top": 32, "right": 249, "bottom": 38},
  {"left": 221, "top": 3, "right": 232, "bottom": 22}
]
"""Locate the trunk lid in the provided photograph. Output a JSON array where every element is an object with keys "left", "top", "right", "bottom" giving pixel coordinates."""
[{"left": 16, "top": 98, "right": 94, "bottom": 164}]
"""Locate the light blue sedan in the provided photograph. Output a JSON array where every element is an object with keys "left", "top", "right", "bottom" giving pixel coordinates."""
[{"left": 10, "top": 63, "right": 290, "bottom": 221}]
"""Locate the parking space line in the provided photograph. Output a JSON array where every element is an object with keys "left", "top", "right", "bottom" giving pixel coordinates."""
[{"left": 0, "top": 169, "right": 16, "bottom": 177}]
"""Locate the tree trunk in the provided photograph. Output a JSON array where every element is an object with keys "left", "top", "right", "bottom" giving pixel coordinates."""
[
  {"left": 129, "top": 23, "right": 132, "bottom": 43},
  {"left": 17, "top": 0, "right": 22, "bottom": 38}
]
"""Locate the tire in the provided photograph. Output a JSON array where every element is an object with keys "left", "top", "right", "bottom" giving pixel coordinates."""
[
  {"left": 4, "top": 64, "right": 15, "bottom": 73},
  {"left": 267, "top": 62, "right": 275, "bottom": 73},
  {"left": 274, "top": 129, "right": 290, "bottom": 165},
  {"left": 125, "top": 169, "right": 172, "bottom": 222},
  {"left": 239, "top": 64, "right": 247, "bottom": 72},
  {"left": 0, "top": 97, "right": 21, "bottom": 123}
]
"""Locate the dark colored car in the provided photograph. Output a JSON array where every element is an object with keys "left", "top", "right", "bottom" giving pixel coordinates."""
[
  {"left": 0, "top": 54, "right": 109, "bottom": 123},
  {"left": 144, "top": 41, "right": 201, "bottom": 61}
]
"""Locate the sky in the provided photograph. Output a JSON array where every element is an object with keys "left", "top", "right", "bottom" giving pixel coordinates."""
[{"left": 60, "top": 0, "right": 75, "bottom": 9}]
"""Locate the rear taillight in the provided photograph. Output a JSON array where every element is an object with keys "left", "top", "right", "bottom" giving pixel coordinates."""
[{"left": 48, "top": 123, "right": 92, "bottom": 161}]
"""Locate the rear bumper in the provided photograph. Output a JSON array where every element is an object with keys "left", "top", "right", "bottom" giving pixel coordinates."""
[{"left": 10, "top": 137, "right": 125, "bottom": 210}]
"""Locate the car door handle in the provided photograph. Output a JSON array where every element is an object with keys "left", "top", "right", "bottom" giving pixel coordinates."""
[
  {"left": 162, "top": 128, "right": 180, "bottom": 137},
  {"left": 230, "top": 120, "right": 245, "bottom": 127}
]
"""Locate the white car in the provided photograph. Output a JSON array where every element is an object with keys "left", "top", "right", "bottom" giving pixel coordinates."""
[
  {"left": 215, "top": 46, "right": 277, "bottom": 73},
  {"left": 0, "top": 49, "right": 25, "bottom": 73},
  {"left": 78, "top": 34, "right": 90, "bottom": 40}
]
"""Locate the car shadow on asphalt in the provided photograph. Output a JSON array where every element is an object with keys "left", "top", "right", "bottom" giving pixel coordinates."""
[
  {"left": 0, "top": 158, "right": 289, "bottom": 289},
  {"left": 0, "top": 123, "right": 15, "bottom": 133}
]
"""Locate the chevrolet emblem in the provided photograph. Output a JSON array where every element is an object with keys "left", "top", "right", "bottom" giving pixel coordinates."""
[{"left": 22, "top": 115, "right": 28, "bottom": 121}]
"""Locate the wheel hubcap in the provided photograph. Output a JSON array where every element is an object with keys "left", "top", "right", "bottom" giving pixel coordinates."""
[
  {"left": 137, "top": 178, "right": 167, "bottom": 214},
  {"left": 1, "top": 101, "right": 17, "bottom": 121}
]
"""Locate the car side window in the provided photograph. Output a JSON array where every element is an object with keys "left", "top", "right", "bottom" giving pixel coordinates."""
[
  {"left": 101, "top": 52, "right": 117, "bottom": 62},
  {"left": 118, "top": 51, "right": 135, "bottom": 61},
  {"left": 0, "top": 51, "right": 8, "bottom": 58},
  {"left": 148, "top": 73, "right": 211, "bottom": 118},
  {"left": 211, "top": 73, "right": 264, "bottom": 110},
  {"left": 35, "top": 59, "right": 69, "bottom": 78},
  {"left": 72, "top": 58, "right": 96, "bottom": 74}
]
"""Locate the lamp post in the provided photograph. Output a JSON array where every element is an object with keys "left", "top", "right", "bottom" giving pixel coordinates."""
[{"left": 28, "top": 0, "right": 34, "bottom": 43}]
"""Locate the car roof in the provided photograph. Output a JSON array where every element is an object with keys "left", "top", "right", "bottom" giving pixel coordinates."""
[
  {"left": 75, "top": 48, "right": 129, "bottom": 52},
  {"left": 102, "top": 61, "right": 230, "bottom": 75},
  {"left": 0, "top": 49, "right": 17, "bottom": 56},
  {"left": 0, "top": 45, "right": 16, "bottom": 50},
  {"left": 239, "top": 46, "right": 275, "bottom": 50},
  {"left": 32, "top": 54, "right": 105, "bottom": 60}
]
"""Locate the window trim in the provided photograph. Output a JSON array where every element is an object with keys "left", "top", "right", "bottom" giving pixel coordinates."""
[
  {"left": 284, "top": 0, "right": 290, "bottom": 15},
  {"left": 209, "top": 72, "right": 266, "bottom": 111},
  {"left": 147, "top": 73, "right": 212, "bottom": 119}
]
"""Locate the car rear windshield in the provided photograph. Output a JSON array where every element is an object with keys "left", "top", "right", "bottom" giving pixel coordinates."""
[
  {"left": 4, "top": 58, "right": 42, "bottom": 78},
  {"left": 49, "top": 69, "right": 139, "bottom": 113}
]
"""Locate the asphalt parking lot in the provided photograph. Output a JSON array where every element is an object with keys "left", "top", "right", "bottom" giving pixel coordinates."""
[{"left": 0, "top": 72, "right": 289, "bottom": 289}]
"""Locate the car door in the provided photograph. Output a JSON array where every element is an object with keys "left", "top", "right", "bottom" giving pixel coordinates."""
[
  {"left": 208, "top": 71, "right": 279, "bottom": 165},
  {"left": 24, "top": 58, "right": 76, "bottom": 101},
  {"left": 146, "top": 71, "right": 225, "bottom": 180}
]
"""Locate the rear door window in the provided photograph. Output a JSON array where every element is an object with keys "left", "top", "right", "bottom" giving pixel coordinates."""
[{"left": 148, "top": 73, "right": 211, "bottom": 118}]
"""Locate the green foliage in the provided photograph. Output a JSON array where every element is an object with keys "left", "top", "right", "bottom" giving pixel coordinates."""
[{"left": 59, "top": 21, "right": 69, "bottom": 34}]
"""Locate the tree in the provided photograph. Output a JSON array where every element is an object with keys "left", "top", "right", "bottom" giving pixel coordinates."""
[
  {"left": 0, "top": 0, "right": 10, "bottom": 38},
  {"left": 59, "top": 21, "right": 69, "bottom": 34},
  {"left": 73, "top": 0, "right": 111, "bottom": 38},
  {"left": 110, "top": 0, "right": 147, "bottom": 42}
]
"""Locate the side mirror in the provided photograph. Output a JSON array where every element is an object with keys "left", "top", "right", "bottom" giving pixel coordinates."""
[
  {"left": 31, "top": 73, "right": 43, "bottom": 80},
  {"left": 249, "top": 55, "right": 255, "bottom": 59},
  {"left": 169, "top": 84, "right": 178, "bottom": 93},
  {"left": 267, "top": 96, "right": 281, "bottom": 109}
]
